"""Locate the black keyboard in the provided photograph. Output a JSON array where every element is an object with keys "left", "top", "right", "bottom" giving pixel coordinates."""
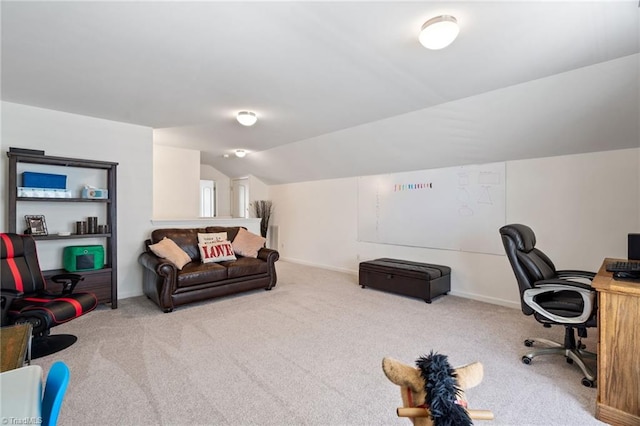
[{"left": 606, "top": 261, "right": 640, "bottom": 272}]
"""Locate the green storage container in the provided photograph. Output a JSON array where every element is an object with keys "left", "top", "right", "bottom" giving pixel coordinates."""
[{"left": 63, "top": 245, "right": 105, "bottom": 272}]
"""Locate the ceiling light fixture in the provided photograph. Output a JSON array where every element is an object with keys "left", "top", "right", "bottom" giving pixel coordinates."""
[
  {"left": 419, "top": 15, "right": 459, "bottom": 50},
  {"left": 235, "top": 149, "right": 247, "bottom": 158},
  {"left": 236, "top": 111, "right": 258, "bottom": 126}
]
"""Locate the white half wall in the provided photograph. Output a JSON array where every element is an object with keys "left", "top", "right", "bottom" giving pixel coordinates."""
[
  {"left": 153, "top": 145, "right": 200, "bottom": 219},
  {"left": 270, "top": 148, "right": 640, "bottom": 308},
  {"left": 0, "top": 101, "right": 154, "bottom": 300}
]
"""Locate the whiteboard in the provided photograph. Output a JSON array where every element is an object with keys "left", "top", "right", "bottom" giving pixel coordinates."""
[{"left": 357, "top": 162, "right": 506, "bottom": 255}]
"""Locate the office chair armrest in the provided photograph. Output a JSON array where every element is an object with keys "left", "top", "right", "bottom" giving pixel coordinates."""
[
  {"left": 50, "top": 273, "right": 85, "bottom": 295},
  {"left": 556, "top": 270, "right": 596, "bottom": 281},
  {"left": 524, "top": 282, "right": 595, "bottom": 324},
  {"left": 1, "top": 289, "right": 24, "bottom": 326},
  {"left": 535, "top": 278, "right": 592, "bottom": 290},
  {"left": 1, "top": 288, "right": 24, "bottom": 298}
]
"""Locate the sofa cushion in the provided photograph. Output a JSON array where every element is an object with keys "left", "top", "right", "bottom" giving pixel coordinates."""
[
  {"left": 232, "top": 228, "right": 266, "bottom": 258},
  {"left": 197, "top": 232, "right": 228, "bottom": 244},
  {"left": 198, "top": 241, "right": 237, "bottom": 263},
  {"left": 225, "top": 257, "right": 269, "bottom": 278},
  {"left": 205, "top": 226, "right": 242, "bottom": 242},
  {"left": 151, "top": 228, "right": 206, "bottom": 260},
  {"left": 148, "top": 237, "right": 191, "bottom": 270},
  {"left": 177, "top": 262, "right": 228, "bottom": 288}
]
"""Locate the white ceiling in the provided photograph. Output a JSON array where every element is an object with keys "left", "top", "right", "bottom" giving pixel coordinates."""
[{"left": 2, "top": 1, "right": 639, "bottom": 184}]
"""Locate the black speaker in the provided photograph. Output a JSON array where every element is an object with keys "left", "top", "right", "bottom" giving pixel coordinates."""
[{"left": 628, "top": 234, "right": 640, "bottom": 260}]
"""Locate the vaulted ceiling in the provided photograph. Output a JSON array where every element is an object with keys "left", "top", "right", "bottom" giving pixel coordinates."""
[{"left": 2, "top": 1, "right": 639, "bottom": 184}]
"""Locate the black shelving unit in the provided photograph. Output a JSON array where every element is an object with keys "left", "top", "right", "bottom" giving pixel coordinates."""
[{"left": 7, "top": 152, "right": 119, "bottom": 308}]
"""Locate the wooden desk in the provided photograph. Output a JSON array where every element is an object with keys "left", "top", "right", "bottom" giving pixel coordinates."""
[
  {"left": 0, "top": 324, "right": 32, "bottom": 372},
  {"left": 592, "top": 258, "right": 640, "bottom": 426}
]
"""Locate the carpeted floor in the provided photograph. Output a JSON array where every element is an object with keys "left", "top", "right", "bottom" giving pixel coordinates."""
[{"left": 33, "top": 261, "right": 603, "bottom": 425}]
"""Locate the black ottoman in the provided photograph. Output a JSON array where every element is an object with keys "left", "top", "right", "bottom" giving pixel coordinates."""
[{"left": 359, "top": 258, "right": 451, "bottom": 303}]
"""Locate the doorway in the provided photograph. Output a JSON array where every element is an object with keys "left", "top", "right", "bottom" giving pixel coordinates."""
[
  {"left": 231, "top": 178, "right": 249, "bottom": 218},
  {"left": 200, "top": 180, "right": 216, "bottom": 217}
]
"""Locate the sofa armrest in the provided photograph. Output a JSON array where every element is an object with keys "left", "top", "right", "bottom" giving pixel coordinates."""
[
  {"left": 257, "top": 247, "right": 280, "bottom": 264},
  {"left": 257, "top": 247, "right": 280, "bottom": 290},
  {"left": 139, "top": 251, "right": 176, "bottom": 273},
  {"left": 138, "top": 251, "right": 178, "bottom": 312}
]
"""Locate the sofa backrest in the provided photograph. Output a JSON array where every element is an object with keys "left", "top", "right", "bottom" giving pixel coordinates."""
[
  {"left": 149, "top": 227, "right": 244, "bottom": 261},
  {"left": 205, "top": 226, "right": 242, "bottom": 242}
]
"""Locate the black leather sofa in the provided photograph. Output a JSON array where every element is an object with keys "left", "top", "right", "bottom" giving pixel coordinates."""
[{"left": 138, "top": 226, "right": 279, "bottom": 312}]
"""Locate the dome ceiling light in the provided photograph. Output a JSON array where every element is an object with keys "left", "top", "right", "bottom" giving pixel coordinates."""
[
  {"left": 235, "top": 149, "right": 247, "bottom": 158},
  {"left": 236, "top": 111, "right": 258, "bottom": 126},
  {"left": 419, "top": 15, "right": 459, "bottom": 50}
]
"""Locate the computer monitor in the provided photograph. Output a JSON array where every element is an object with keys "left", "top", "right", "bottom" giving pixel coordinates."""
[{"left": 628, "top": 233, "right": 640, "bottom": 260}]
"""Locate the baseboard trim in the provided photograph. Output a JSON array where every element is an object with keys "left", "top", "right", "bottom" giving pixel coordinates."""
[
  {"left": 449, "top": 290, "right": 520, "bottom": 309},
  {"left": 281, "top": 257, "right": 520, "bottom": 309},
  {"left": 280, "top": 257, "right": 357, "bottom": 276},
  {"left": 118, "top": 290, "right": 144, "bottom": 300}
]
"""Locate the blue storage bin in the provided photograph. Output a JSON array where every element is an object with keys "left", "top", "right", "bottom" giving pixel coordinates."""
[{"left": 22, "top": 172, "right": 67, "bottom": 189}]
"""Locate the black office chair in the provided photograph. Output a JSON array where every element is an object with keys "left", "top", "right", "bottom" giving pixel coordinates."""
[
  {"left": 1, "top": 233, "right": 98, "bottom": 359},
  {"left": 499, "top": 224, "right": 597, "bottom": 387}
]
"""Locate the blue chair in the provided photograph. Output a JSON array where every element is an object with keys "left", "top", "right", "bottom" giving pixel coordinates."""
[{"left": 41, "top": 361, "right": 70, "bottom": 426}]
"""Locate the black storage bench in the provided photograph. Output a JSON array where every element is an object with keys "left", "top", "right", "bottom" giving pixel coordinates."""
[{"left": 359, "top": 258, "right": 451, "bottom": 303}]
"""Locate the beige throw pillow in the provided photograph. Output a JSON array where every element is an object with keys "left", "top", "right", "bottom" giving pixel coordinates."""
[
  {"left": 148, "top": 237, "right": 191, "bottom": 270},
  {"left": 232, "top": 228, "right": 266, "bottom": 258},
  {"left": 197, "top": 232, "right": 228, "bottom": 245},
  {"left": 199, "top": 241, "right": 237, "bottom": 263}
]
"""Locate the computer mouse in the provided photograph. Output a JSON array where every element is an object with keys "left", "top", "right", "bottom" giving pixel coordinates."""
[{"left": 613, "top": 271, "right": 640, "bottom": 280}]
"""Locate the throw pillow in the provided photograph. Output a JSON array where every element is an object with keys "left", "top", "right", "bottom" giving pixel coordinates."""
[
  {"left": 198, "top": 232, "right": 228, "bottom": 245},
  {"left": 232, "top": 227, "right": 266, "bottom": 258},
  {"left": 149, "top": 237, "right": 191, "bottom": 270},
  {"left": 199, "top": 241, "right": 237, "bottom": 263}
]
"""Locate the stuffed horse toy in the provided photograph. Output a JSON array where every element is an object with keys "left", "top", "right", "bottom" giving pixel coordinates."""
[{"left": 382, "top": 352, "right": 493, "bottom": 425}]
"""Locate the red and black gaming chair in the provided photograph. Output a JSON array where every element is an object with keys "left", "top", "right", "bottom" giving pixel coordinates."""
[{"left": 0, "top": 233, "right": 98, "bottom": 359}]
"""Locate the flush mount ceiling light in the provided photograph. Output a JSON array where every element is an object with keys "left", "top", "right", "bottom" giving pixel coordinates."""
[
  {"left": 419, "top": 15, "right": 459, "bottom": 50},
  {"left": 236, "top": 111, "right": 258, "bottom": 126},
  {"left": 235, "top": 149, "right": 247, "bottom": 158}
]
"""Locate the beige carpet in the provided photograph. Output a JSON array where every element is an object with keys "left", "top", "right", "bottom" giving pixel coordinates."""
[{"left": 33, "top": 261, "right": 602, "bottom": 425}]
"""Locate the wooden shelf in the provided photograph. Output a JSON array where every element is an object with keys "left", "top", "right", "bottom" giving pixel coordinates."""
[
  {"left": 32, "top": 233, "right": 111, "bottom": 241},
  {"left": 17, "top": 197, "right": 110, "bottom": 203},
  {"left": 7, "top": 151, "right": 119, "bottom": 309}
]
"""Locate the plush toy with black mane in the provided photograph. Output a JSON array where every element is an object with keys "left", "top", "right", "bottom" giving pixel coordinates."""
[
  {"left": 382, "top": 352, "right": 493, "bottom": 426},
  {"left": 416, "top": 352, "right": 472, "bottom": 426}
]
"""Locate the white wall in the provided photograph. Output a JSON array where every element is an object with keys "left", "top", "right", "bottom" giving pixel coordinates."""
[
  {"left": 0, "top": 101, "right": 154, "bottom": 299},
  {"left": 153, "top": 145, "right": 200, "bottom": 219},
  {"left": 200, "top": 164, "right": 231, "bottom": 217},
  {"left": 270, "top": 149, "right": 639, "bottom": 308},
  {"left": 248, "top": 174, "right": 270, "bottom": 215}
]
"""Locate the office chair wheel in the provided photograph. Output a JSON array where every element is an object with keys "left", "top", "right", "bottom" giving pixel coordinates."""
[
  {"left": 522, "top": 356, "right": 532, "bottom": 365},
  {"left": 581, "top": 378, "right": 596, "bottom": 388},
  {"left": 524, "top": 339, "right": 534, "bottom": 347}
]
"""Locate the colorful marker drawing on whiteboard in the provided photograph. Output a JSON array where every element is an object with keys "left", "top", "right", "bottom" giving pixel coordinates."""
[{"left": 393, "top": 182, "right": 433, "bottom": 192}]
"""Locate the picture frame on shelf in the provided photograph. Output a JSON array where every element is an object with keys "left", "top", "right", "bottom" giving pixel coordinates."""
[{"left": 25, "top": 215, "right": 48, "bottom": 236}]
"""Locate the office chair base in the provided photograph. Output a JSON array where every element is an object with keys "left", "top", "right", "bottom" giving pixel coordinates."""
[
  {"left": 522, "top": 337, "right": 597, "bottom": 387},
  {"left": 31, "top": 334, "right": 78, "bottom": 359}
]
